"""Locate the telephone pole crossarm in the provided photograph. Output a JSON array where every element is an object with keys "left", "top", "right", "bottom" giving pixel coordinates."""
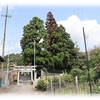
[{"left": 1, "top": 14, "right": 11, "bottom": 18}]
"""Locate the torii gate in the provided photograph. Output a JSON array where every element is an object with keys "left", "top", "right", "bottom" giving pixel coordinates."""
[{"left": 13, "top": 65, "right": 37, "bottom": 85}]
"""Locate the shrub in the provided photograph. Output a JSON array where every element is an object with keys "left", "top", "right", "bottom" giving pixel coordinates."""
[
  {"left": 61, "top": 74, "right": 74, "bottom": 83},
  {"left": 36, "top": 74, "right": 75, "bottom": 91},
  {"left": 70, "top": 68, "right": 83, "bottom": 77},
  {"left": 52, "top": 77, "right": 59, "bottom": 83},
  {"left": 79, "top": 75, "right": 87, "bottom": 83},
  {"left": 36, "top": 79, "right": 49, "bottom": 91}
]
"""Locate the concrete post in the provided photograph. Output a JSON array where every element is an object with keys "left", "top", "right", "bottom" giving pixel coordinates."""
[
  {"left": 31, "top": 70, "right": 33, "bottom": 82},
  {"left": 59, "top": 76, "right": 61, "bottom": 93},
  {"left": 75, "top": 76, "right": 78, "bottom": 94},
  {"left": 50, "top": 79, "right": 52, "bottom": 94},
  {"left": 5, "top": 72, "right": 7, "bottom": 86},
  {"left": 35, "top": 72, "right": 37, "bottom": 84},
  {"left": 33, "top": 69, "right": 36, "bottom": 86},
  {"left": 59, "top": 74, "right": 62, "bottom": 93},
  {"left": 17, "top": 70, "right": 19, "bottom": 85}
]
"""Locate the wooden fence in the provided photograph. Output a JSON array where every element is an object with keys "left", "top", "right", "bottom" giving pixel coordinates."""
[{"left": 46, "top": 81, "right": 100, "bottom": 95}]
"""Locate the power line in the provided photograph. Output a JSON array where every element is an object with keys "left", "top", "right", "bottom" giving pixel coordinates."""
[
  {"left": 5, "top": 5, "right": 18, "bottom": 26},
  {"left": 86, "top": 24, "right": 100, "bottom": 34},
  {"left": 10, "top": 5, "right": 18, "bottom": 17}
]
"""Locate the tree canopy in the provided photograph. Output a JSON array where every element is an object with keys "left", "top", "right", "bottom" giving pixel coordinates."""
[
  {"left": 20, "top": 17, "right": 51, "bottom": 75},
  {"left": 46, "top": 24, "right": 78, "bottom": 73},
  {"left": 20, "top": 12, "right": 81, "bottom": 75},
  {"left": 2, "top": 12, "right": 100, "bottom": 83}
]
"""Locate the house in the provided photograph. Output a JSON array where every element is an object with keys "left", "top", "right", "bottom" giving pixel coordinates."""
[
  {"left": 0, "top": 56, "right": 4, "bottom": 87},
  {"left": 0, "top": 56, "right": 4, "bottom": 62}
]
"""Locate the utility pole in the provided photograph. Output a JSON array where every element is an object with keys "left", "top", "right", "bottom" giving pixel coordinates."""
[
  {"left": 34, "top": 40, "right": 35, "bottom": 83},
  {"left": 86, "top": 35, "right": 90, "bottom": 60},
  {"left": 1, "top": 5, "right": 11, "bottom": 83},
  {"left": 88, "top": 49, "right": 90, "bottom": 61},
  {"left": 6, "top": 40, "right": 10, "bottom": 87},
  {"left": 33, "top": 40, "right": 36, "bottom": 86},
  {"left": 34, "top": 40, "right": 35, "bottom": 66},
  {"left": 82, "top": 27, "right": 92, "bottom": 94}
]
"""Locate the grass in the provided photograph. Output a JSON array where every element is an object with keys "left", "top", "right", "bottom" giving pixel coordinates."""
[{"left": 47, "top": 82, "right": 92, "bottom": 95}]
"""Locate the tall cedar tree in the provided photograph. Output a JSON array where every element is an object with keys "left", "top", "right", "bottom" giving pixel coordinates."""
[
  {"left": 20, "top": 17, "right": 51, "bottom": 75},
  {"left": 45, "top": 12, "right": 77, "bottom": 73}
]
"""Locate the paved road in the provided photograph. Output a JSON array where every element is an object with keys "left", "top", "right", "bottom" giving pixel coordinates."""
[
  {"left": 19, "top": 73, "right": 31, "bottom": 83},
  {"left": 0, "top": 73, "right": 47, "bottom": 95},
  {"left": 0, "top": 84, "right": 48, "bottom": 100},
  {"left": 1, "top": 83, "right": 47, "bottom": 95},
  {"left": 4, "top": 84, "right": 34, "bottom": 94},
  {"left": 20, "top": 73, "right": 31, "bottom": 81}
]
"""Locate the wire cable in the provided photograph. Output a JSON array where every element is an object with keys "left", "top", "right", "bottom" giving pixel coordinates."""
[
  {"left": 7, "top": 4, "right": 18, "bottom": 24},
  {"left": 86, "top": 24, "right": 100, "bottom": 34},
  {"left": 10, "top": 4, "right": 18, "bottom": 18}
]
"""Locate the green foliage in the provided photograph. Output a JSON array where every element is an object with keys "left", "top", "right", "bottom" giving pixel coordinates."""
[
  {"left": 20, "top": 16, "right": 50, "bottom": 74},
  {"left": 3, "top": 53, "right": 23, "bottom": 68},
  {"left": 37, "top": 74, "right": 74, "bottom": 91},
  {"left": 36, "top": 79, "right": 49, "bottom": 91},
  {"left": 52, "top": 77, "right": 59, "bottom": 83},
  {"left": 20, "top": 15, "right": 79, "bottom": 76},
  {"left": 73, "top": 46, "right": 100, "bottom": 83},
  {"left": 90, "top": 69, "right": 97, "bottom": 81},
  {"left": 70, "top": 67, "right": 83, "bottom": 77},
  {"left": 82, "top": 66, "right": 87, "bottom": 70},
  {"left": 61, "top": 74, "right": 74, "bottom": 83},
  {"left": 75, "top": 52, "right": 86, "bottom": 68},
  {"left": 47, "top": 25, "right": 77, "bottom": 73},
  {"left": 79, "top": 75, "right": 87, "bottom": 83},
  {"left": 70, "top": 66, "right": 89, "bottom": 83},
  {"left": 88, "top": 46, "right": 100, "bottom": 81}
]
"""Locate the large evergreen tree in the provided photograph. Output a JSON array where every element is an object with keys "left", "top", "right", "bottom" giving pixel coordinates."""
[
  {"left": 20, "top": 13, "right": 78, "bottom": 75},
  {"left": 20, "top": 17, "right": 50, "bottom": 75},
  {"left": 45, "top": 12, "right": 77, "bottom": 73},
  {"left": 49, "top": 25, "right": 78, "bottom": 73}
]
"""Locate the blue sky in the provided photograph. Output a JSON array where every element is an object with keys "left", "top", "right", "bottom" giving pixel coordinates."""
[{"left": 0, "top": 0, "right": 100, "bottom": 56}]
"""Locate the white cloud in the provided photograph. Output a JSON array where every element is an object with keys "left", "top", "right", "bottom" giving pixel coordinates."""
[
  {"left": 15, "top": 42, "right": 21, "bottom": 48},
  {"left": 57, "top": 15, "right": 100, "bottom": 51},
  {"left": 1, "top": 42, "right": 22, "bottom": 55}
]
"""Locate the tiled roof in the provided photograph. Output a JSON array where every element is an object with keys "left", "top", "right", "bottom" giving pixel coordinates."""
[{"left": 0, "top": 56, "right": 4, "bottom": 62}]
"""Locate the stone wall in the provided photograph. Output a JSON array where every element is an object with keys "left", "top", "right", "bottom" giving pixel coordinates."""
[
  {"left": 0, "top": 70, "right": 18, "bottom": 85},
  {"left": 12, "top": 70, "right": 18, "bottom": 81}
]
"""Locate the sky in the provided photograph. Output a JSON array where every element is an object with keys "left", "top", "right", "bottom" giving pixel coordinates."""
[{"left": 0, "top": 0, "right": 100, "bottom": 56}]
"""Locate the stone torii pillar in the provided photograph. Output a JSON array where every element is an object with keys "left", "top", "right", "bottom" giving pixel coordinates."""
[
  {"left": 33, "top": 65, "right": 37, "bottom": 86},
  {"left": 31, "top": 66, "right": 33, "bottom": 82},
  {"left": 17, "top": 67, "right": 20, "bottom": 85}
]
